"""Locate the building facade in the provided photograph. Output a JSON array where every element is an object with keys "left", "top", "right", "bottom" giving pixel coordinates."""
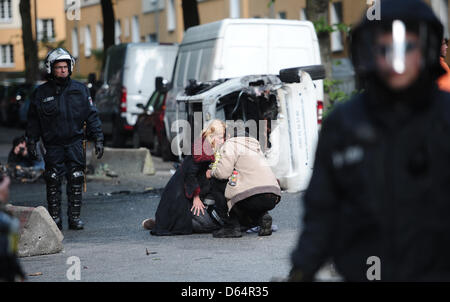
[
  {"left": 1, "top": 0, "right": 449, "bottom": 79},
  {"left": 0, "top": 0, "right": 66, "bottom": 77}
]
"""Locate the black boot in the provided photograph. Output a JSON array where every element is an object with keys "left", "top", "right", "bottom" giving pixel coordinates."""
[
  {"left": 212, "top": 215, "right": 242, "bottom": 238},
  {"left": 258, "top": 213, "right": 272, "bottom": 236},
  {"left": 67, "top": 169, "right": 84, "bottom": 230},
  {"left": 45, "top": 169, "right": 62, "bottom": 230}
]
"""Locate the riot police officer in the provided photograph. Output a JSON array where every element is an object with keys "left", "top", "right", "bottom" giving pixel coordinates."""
[
  {"left": 289, "top": 0, "right": 450, "bottom": 281},
  {"left": 0, "top": 173, "right": 25, "bottom": 282},
  {"left": 26, "top": 48, "right": 104, "bottom": 230}
]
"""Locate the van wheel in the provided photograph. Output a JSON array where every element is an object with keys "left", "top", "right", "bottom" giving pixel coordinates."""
[
  {"left": 112, "top": 123, "right": 126, "bottom": 147},
  {"left": 279, "top": 65, "right": 326, "bottom": 83}
]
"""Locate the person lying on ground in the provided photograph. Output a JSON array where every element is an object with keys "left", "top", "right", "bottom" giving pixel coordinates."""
[{"left": 142, "top": 119, "right": 227, "bottom": 235}]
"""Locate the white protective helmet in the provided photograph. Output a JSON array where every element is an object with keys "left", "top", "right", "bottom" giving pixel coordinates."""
[{"left": 44, "top": 48, "right": 75, "bottom": 76}]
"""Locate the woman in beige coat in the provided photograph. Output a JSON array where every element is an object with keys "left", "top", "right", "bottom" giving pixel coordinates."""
[{"left": 207, "top": 130, "right": 281, "bottom": 238}]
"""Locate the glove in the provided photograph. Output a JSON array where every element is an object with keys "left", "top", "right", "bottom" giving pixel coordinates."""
[
  {"left": 27, "top": 140, "right": 38, "bottom": 160},
  {"left": 95, "top": 140, "right": 104, "bottom": 159}
]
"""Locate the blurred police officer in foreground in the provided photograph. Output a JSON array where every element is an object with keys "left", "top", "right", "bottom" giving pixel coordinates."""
[
  {"left": 26, "top": 48, "right": 104, "bottom": 230},
  {"left": 289, "top": 0, "right": 450, "bottom": 281},
  {"left": 0, "top": 173, "right": 25, "bottom": 282}
]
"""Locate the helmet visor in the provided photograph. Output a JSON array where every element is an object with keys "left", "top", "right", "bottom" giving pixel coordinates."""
[
  {"left": 352, "top": 20, "right": 432, "bottom": 90},
  {"left": 374, "top": 20, "right": 422, "bottom": 75}
]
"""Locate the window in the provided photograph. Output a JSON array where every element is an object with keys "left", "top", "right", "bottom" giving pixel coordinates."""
[
  {"left": 167, "top": 0, "right": 176, "bottom": 32},
  {"left": 431, "top": 0, "right": 449, "bottom": 38},
  {"left": 0, "top": 0, "right": 12, "bottom": 22},
  {"left": 37, "top": 19, "right": 55, "bottom": 41},
  {"left": 96, "top": 22, "right": 103, "bottom": 49},
  {"left": 0, "top": 44, "right": 14, "bottom": 67},
  {"left": 84, "top": 25, "right": 92, "bottom": 57},
  {"left": 145, "top": 33, "right": 157, "bottom": 43},
  {"left": 132, "top": 16, "right": 140, "bottom": 43},
  {"left": 115, "top": 20, "right": 121, "bottom": 45},
  {"left": 300, "top": 8, "right": 307, "bottom": 21},
  {"left": 278, "top": 12, "right": 287, "bottom": 19},
  {"left": 230, "top": 0, "right": 240, "bottom": 18},
  {"left": 124, "top": 18, "right": 130, "bottom": 38},
  {"left": 71, "top": 28, "right": 79, "bottom": 58},
  {"left": 330, "top": 2, "right": 344, "bottom": 52},
  {"left": 142, "top": 0, "right": 165, "bottom": 14}
]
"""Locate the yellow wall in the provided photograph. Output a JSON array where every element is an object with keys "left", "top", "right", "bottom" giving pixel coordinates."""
[
  {"left": 198, "top": 0, "right": 228, "bottom": 24},
  {"left": 0, "top": 28, "right": 24, "bottom": 72},
  {"left": 63, "top": 0, "right": 450, "bottom": 77},
  {"left": 0, "top": 0, "right": 67, "bottom": 73},
  {"left": 66, "top": 4, "right": 103, "bottom": 78}
]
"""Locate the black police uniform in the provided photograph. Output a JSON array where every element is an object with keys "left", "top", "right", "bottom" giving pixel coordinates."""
[
  {"left": 26, "top": 78, "right": 103, "bottom": 229},
  {"left": 290, "top": 0, "right": 450, "bottom": 281},
  {"left": 0, "top": 204, "right": 24, "bottom": 281}
]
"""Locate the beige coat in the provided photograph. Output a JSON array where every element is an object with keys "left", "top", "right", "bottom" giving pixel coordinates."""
[{"left": 211, "top": 136, "right": 281, "bottom": 210}]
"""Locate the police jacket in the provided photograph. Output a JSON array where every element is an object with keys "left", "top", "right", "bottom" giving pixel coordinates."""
[
  {"left": 26, "top": 79, "right": 103, "bottom": 146},
  {"left": 291, "top": 81, "right": 450, "bottom": 281},
  {"left": 0, "top": 206, "right": 24, "bottom": 281}
]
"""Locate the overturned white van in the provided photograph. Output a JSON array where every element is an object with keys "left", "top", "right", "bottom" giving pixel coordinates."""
[
  {"left": 162, "top": 18, "right": 324, "bottom": 151},
  {"left": 174, "top": 66, "right": 325, "bottom": 193}
]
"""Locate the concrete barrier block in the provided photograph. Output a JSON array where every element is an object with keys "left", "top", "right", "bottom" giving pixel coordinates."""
[
  {"left": 6, "top": 205, "right": 64, "bottom": 258},
  {"left": 89, "top": 147, "right": 155, "bottom": 176}
]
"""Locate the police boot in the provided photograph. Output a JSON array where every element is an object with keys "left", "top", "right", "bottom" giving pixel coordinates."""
[
  {"left": 45, "top": 169, "right": 62, "bottom": 230},
  {"left": 67, "top": 169, "right": 84, "bottom": 230}
]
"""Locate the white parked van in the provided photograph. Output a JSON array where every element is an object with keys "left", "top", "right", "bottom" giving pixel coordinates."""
[
  {"left": 161, "top": 18, "right": 324, "bottom": 144},
  {"left": 95, "top": 43, "right": 178, "bottom": 146}
]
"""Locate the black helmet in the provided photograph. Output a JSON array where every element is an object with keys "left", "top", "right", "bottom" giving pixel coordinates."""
[
  {"left": 351, "top": 0, "right": 444, "bottom": 80},
  {"left": 44, "top": 48, "right": 75, "bottom": 76}
]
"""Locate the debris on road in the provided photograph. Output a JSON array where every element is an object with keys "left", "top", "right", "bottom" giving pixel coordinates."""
[
  {"left": 145, "top": 248, "right": 157, "bottom": 256},
  {"left": 93, "top": 188, "right": 164, "bottom": 197}
]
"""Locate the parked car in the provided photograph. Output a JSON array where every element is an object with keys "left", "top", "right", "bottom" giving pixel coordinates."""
[
  {"left": 0, "top": 80, "right": 38, "bottom": 128},
  {"left": 133, "top": 88, "right": 174, "bottom": 161},
  {"left": 95, "top": 43, "right": 178, "bottom": 147},
  {"left": 175, "top": 65, "right": 326, "bottom": 193},
  {"left": 158, "top": 18, "right": 324, "bottom": 156}
]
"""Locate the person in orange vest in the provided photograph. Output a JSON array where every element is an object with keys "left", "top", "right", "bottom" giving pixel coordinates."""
[{"left": 438, "top": 38, "right": 450, "bottom": 92}]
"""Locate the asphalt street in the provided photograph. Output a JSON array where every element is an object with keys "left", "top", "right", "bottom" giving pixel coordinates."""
[{"left": 0, "top": 125, "right": 337, "bottom": 282}]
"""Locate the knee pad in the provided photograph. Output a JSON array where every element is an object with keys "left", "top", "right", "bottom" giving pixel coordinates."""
[
  {"left": 44, "top": 168, "right": 61, "bottom": 186},
  {"left": 69, "top": 169, "right": 84, "bottom": 185}
]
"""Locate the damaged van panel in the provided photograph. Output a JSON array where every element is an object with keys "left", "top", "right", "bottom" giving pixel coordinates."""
[{"left": 176, "top": 69, "right": 322, "bottom": 193}]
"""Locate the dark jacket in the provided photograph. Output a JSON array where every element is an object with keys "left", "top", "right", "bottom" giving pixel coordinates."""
[
  {"left": 26, "top": 79, "right": 103, "bottom": 146},
  {"left": 7, "top": 151, "right": 35, "bottom": 168},
  {"left": 151, "top": 139, "right": 216, "bottom": 236},
  {"left": 291, "top": 87, "right": 450, "bottom": 281},
  {"left": 0, "top": 206, "right": 24, "bottom": 281},
  {"left": 7, "top": 141, "right": 45, "bottom": 168}
]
